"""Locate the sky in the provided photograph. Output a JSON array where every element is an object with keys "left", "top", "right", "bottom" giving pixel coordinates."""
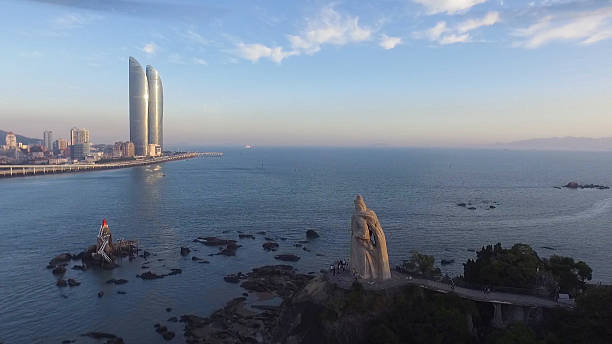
[{"left": 0, "top": 0, "right": 611, "bottom": 147}]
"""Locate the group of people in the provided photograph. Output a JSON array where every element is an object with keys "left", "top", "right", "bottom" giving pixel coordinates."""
[{"left": 329, "top": 259, "right": 348, "bottom": 276}]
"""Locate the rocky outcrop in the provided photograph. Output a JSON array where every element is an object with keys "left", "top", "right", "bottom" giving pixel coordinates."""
[
  {"left": 263, "top": 242, "right": 279, "bottom": 251},
  {"left": 306, "top": 229, "right": 320, "bottom": 239},
  {"left": 563, "top": 182, "right": 609, "bottom": 190},
  {"left": 274, "top": 254, "right": 300, "bottom": 262},
  {"left": 193, "top": 237, "right": 241, "bottom": 256},
  {"left": 81, "top": 332, "right": 124, "bottom": 344}
]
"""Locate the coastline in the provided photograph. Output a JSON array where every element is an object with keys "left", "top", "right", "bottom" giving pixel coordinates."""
[{"left": 0, "top": 152, "right": 222, "bottom": 178}]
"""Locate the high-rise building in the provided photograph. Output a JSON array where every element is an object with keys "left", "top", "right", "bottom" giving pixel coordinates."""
[
  {"left": 129, "top": 57, "right": 149, "bottom": 156},
  {"left": 53, "top": 138, "right": 68, "bottom": 155},
  {"left": 146, "top": 65, "right": 163, "bottom": 152},
  {"left": 5, "top": 132, "right": 17, "bottom": 149},
  {"left": 70, "top": 127, "right": 90, "bottom": 145},
  {"left": 43, "top": 131, "right": 54, "bottom": 151}
]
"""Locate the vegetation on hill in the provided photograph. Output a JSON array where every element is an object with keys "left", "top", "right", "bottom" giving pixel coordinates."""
[{"left": 463, "top": 243, "right": 592, "bottom": 296}]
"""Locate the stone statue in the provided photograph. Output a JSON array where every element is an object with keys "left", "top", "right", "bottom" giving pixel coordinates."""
[{"left": 350, "top": 195, "right": 391, "bottom": 280}]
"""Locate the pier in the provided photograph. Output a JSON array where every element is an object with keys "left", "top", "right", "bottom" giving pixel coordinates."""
[{"left": 0, "top": 152, "right": 222, "bottom": 178}]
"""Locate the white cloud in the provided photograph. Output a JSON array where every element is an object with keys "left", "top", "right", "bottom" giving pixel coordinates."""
[
  {"left": 412, "top": 0, "right": 487, "bottom": 15},
  {"left": 192, "top": 58, "right": 208, "bottom": 65},
  {"left": 236, "top": 43, "right": 296, "bottom": 63},
  {"left": 418, "top": 11, "right": 499, "bottom": 44},
  {"left": 235, "top": 6, "right": 372, "bottom": 63},
  {"left": 513, "top": 7, "right": 612, "bottom": 48},
  {"left": 143, "top": 42, "right": 158, "bottom": 55},
  {"left": 457, "top": 11, "right": 500, "bottom": 33},
  {"left": 440, "top": 33, "right": 470, "bottom": 44},
  {"left": 379, "top": 34, "right": 402, "bottom": 49},
  {"left": 426, "top": 21, "right": 448, "bottom": 40},
  {"left": 287, "top": 6, "right": 372, "bottom": 54}
]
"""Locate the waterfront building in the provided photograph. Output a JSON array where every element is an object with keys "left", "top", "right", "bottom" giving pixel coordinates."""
[
  {"left": 146, "top": 65, "right": 163, "bottom": 152},
  {"left": 70, "top": 127, "right": 90, "bottom": 145},
  {"left": 43, "top": 131, "right": 53, "bottom": 151},
  {"left": 5, "top": 132, "right": 17, "bottom": 149},
  {"left": 71, "top": 142, "right": 90, "bottom": 161},
  {"left": 122, "top": 141, "right": 135, "bottom": 158},
  {"left": 113, "top": 142, "right": 123, "bottom": 158},
  {"left": 53, "top": 138, "right": 68, "bottom": 155},
  {"left": 147, "top": 144, "right": 161, "bottom": 157},
  {"left": 129, "top": 57, "right": 149, "bottom": 156}
]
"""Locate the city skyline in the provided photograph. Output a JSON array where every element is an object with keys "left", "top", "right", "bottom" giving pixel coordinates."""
[{"left": 1, "top": 0, "right": 611, "bottom": 147}]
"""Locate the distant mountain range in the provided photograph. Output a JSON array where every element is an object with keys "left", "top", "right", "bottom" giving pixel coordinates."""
[
  {"left": 493, "top": 137, "right": 612, "bottom": 151},
  {"left": 0, "top": 130, "right": 42, "bottom": 146}
]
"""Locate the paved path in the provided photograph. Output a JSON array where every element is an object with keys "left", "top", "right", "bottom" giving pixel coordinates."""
[{"left": 327, "top": 270, "right": 572, "bottom": 309}]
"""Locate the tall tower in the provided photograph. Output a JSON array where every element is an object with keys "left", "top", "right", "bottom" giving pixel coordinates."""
[
  {"left": 146, "top": 65, "right": 163, "bottom": 151},
  {"left": 129, "top": 57, "right": 149, "bottom": 156},
  {"left": 43, "top": 130, "right": 53, "bottom": 151}
]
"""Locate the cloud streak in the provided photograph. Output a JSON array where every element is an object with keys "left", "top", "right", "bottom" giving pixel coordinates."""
[
  {"left": 418, "top": 11, "right": 500, "bottom": 45},
  {"left": 412, "top": 0, "right": 487, "bottom": 15},
  {"left": 513, "top": 7, "right": 612, "bottom": 48}
]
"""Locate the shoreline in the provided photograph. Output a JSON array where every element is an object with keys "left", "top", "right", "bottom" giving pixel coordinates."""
[{"left": 0, "top": 152, "right": 222, "bottom": 178}]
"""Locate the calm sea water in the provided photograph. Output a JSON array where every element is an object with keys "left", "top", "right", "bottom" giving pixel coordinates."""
[{"left": 1, "top": 147, "right": 612, "bottom": 343}]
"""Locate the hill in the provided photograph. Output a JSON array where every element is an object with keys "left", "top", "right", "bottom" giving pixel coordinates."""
[
  {"left": 493, "top": 136, "right": 612, "bottom": 151},
  {"left": 0, "top": 130, "right": 42, "bottom": 146}
]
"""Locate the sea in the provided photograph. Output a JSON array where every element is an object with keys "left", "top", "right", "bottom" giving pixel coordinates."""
[{"left": 1, "top": 147, "right": 612, "bottom": 343}]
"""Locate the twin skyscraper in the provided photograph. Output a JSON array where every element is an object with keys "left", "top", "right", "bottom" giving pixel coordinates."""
[{"left": 129, "top": 57, "right": 163, "bottom": 156}]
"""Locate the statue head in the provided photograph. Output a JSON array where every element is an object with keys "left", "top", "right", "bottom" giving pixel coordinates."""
[{"left": 354, "top": 195, "right": 367, "bottom": 214}]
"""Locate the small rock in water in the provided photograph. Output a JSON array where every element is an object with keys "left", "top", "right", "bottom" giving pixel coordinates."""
[
  {"left": 441, "top": 259, "right": 455, "bottom": 265},
  {"left": 457, "top": 203, "right": 467, "bottom": 207},
  {"left": 167, "top": 268, "right": 182, "bottom": 276},
  {"left": 262, "top": 242, "right": 279, "bottom": 251},
  {"left": 256, "top": 231, "right": 266, "bottom": 235},
  {"left": 137, "top": 271, "right": 164, "bottom": 280},
  {"left": 166, "top": 307, "right": 172, "bottom": 312},
  {"left": 168, "top": 317, "right": 177, "bottom": 322},
  {"left": 117, "top": 290, "right": 127, "bottom": 295},
  {"left": 56, "top": 279, "right": 67, "bottom": 287},
  {"left": 52, "top": 266, "right": 67, "bottom": 275},
  {"left": 67, "top": 278, "right": 81, "bottom": 287},
  {"left": 541, "top": 246, "right": 556, "bottom": 251},
  {"left": 180, "top": 247, "right": 191, "bottom": 256},
  {"left": 106, "top": 278, "right": 128, "bottom": 285},
  {"left": 468, "top": 207, "right": 477, "bottom": 210},
  {"left": 238, "top": 234, "right": 255, "bottom": 239},
  {"left": 98, "top": 291, "right": 104, "bottom": 298},
  {"left": 306, "top": 229, "right": 320, "bottom": 239},
  {"left": 489, "top": 205, "right": 496, "bottom": 209},
  {"left": 274, "top": 254, "right": 300, "bottom": 262}
]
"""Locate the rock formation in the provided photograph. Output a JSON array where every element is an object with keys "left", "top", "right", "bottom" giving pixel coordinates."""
[{"left": 350, "top": 195, "right": 391, "bottom": 280}]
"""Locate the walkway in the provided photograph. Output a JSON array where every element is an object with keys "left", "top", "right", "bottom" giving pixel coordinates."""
[{"left": 327, "top": 270, "right": 572, "bottom": 309}]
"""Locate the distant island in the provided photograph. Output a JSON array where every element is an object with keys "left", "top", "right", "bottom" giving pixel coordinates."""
[{"left": 492, "top": 136, "right": 612, "bottom": 151}]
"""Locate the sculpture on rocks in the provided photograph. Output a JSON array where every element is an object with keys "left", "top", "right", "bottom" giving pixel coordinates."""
[{"left": 350, "top": 195, "right": 391, "bottom": 280}]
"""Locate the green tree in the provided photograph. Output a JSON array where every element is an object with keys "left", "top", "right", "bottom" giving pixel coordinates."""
[
  {"left": 463, "top": 243, "right": 544, "bottom": 289},
  {"left": 402, "top": 251, "right": 441, "bottom": 278},
  {"left": 544, "top": 255, "right": 592, "bottom": 295}
]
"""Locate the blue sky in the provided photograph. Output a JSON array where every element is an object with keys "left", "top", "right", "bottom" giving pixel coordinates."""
[{"left": 1, "top": 0, "right": 611, "bottom": 147}]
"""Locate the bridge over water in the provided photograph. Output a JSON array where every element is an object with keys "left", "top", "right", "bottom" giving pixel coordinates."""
[{"left": 0, "top": 152, "right": 222, "bottom": 178}]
